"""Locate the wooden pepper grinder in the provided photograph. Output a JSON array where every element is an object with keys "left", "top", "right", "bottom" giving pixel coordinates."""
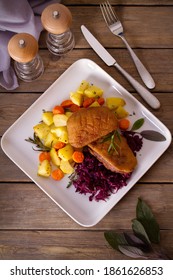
[
  {"left": 8, "top": 33, "right": 44, "bottom": 82},
  {"left": 41, "top": 3, "right": 75, "bottom": 57}
]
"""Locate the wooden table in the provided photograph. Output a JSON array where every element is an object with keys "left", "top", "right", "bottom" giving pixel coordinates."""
[{"left": 0, "top": 0, "right": 173, "bottom": 260}]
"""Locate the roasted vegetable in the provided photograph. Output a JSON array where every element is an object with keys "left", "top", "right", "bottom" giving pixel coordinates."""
[
  {"left": 42, "top": 111, "right": 53, "bottom": 126},
  {"left": 33, "top": 123, "right": 50, "bottom": 142},
  {"left": 106, "top": 97, "right": 126, "bottom": 109},
  {"left": 37, "top": 159, "right": 51, "bottom": 177},
  {"left": 70, "top": 91, "right": 83, "bottom": 106},
  {"left": 44, "top": 132, "right": 59, "bottom": 148},
  {"left": 115, "top": 106, "right": 129, "bottom": 119},
  {"left": 60, "top": 160, "right": 74, "bottom": 174},
  {"left": 50, "top": 148, "right": 61, "bottom": 166},
  {"left": 51, "top": 126, "right": 68, "bottom": 143},
  {"left": 77, "top": 80, "right": 90, "bottom": 94},
  {"left": 58, "top": 144, "right": 74, "bottom": 161},
  {"left": 53, "top": 114, "right": 68, "bottom": 127},
  {"left": 84, "top": 85, "right": 103, "bottom": 98}
]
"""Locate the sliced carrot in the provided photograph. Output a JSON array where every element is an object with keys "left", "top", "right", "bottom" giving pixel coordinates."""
[
  {"left": 70, "top": 104, "right": 80, "bottom": 112},
  {"left": 61, "top": 99, "right": 74, "bottom": 108},
  {"left": 51, "top": 168, "right": 64, "bottom": 181},
  {"left": 97, "top": 97, "right": 105, "bottom": 106},
  {"left": 53, "top": 141, "right": 66, "bottom": 150},
  {"left": 39, "top": 151, "right": 51, "bottom": 162},
  {"left": 72, "top": 151, "right": 84, "bottom": 163},
  {"left": 118, "top": 118, "right": 130, "bottom": 130},
  {"left": 83, "top": 97, "right": 95, "bottom": 108},
  {"left": 52, "top": 105, "right": 64, "bottom": 115}
]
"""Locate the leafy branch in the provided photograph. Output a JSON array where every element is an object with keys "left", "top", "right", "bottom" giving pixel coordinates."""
[
  {"left": 99, "top": 117, "right": 166, "bottom": 157},
  {"left": 108, "top": 130, "right": 121, "bottom": 154},
  {"left": 25, "top": 133, "right": 50, "bottom": 151},
  {"left": 104, "top": 198, "right": 171, "bottom": 259},
  {"left": 99, "top": 130, "right": 121, "bottom": 155},
  {"left": 131, "top": 118, "right": 166, "bottom": 141}
]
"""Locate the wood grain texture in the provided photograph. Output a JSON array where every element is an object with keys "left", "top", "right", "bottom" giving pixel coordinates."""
[
  {"left": 1, "top": 92, "right": 173, "bottom": 135},
  {"left": 63, "top": 0, "right": 173, "bottom": 5},
  {"left": 0, "top": 230, "right": 173, "bottom": 260},
  {"left": 0, "top": 1, "right": 173, "bottom": 260},
  {"left": 0, "top": 183, "right": 173, "bottom": 230},
  {"left": 72, "top": 6, "right": 173, "bottom": 48},
  {"left": 1, "top": 49, "right": 173, "bottom": 93},
  {"left": 38, "top": 6, "right": 173, "bottom": 48}
]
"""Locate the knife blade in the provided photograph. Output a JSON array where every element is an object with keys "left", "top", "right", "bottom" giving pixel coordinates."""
[{"left": 81, "top": 25, "right": 160, "bottom": 109}]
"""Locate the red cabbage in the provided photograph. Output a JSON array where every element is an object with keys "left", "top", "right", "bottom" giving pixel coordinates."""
[
  {"left": 71, "top": 132, "right": 143, "bottom": 202},
  {"left": 122, "top": 131, "right": 143, "bottom": 155}
]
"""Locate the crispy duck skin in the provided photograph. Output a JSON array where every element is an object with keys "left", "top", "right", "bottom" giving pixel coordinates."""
[
  {"left": 67, "top": 107, "right": 118, "bottom": 148},
  {"left": 88, "top": 134, "right": 137, "bottom": 174}
]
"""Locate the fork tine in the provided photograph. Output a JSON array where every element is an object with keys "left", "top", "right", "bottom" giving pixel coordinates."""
[
  {"left": 100, "top": 3, "right": 110, "bottom": 26},
  {"left": 100, "top": 1, "right": 119, "bottom": 26},
  {"left": 104, "top": 1, "right": 117, "bottom": 23},
  {"left": 106, "top": 1, "right": 119, "bottom": 22}
]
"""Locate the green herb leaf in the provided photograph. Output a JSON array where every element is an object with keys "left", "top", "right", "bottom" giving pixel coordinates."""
[
  {"left": 124, "top": 232, "right": 151, "bottom": 252},
  {"left": 131, "top": 118, "right": 145, "bottom": 131},
  {"left": 104, "top": 198, "right": 171, "bottom": 259},
  {"left": 66, "top": 172, "right": 77, "bottom": 188},
  {"left": 136, "top": 198, "right": 160, "bottom": 243},
  {"left": 115, "top": 129, "right": 121, "bottom": 142},
  {"left": 140, "top": 130, "right": 166, "bottom": 142},
  {"left": 132, "top": 219, "right": 151, "bottom": 245},
  {"left": 99, "top": 132, "right": 112, "bottom": 143},
  {"left": 25, "top": 133, "right": 50, "bottom": 151},
  {"left": 118, "top": 245, "right": 147, "bottom": 259},
  {"left": 108, "top": 130, "right": 121, "bottom": 154},
  {"left": 104, "top": 231, "right": 128, "bottom": 250}
]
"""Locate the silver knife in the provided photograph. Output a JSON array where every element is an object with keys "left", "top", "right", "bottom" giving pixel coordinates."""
[{"left": 81, "top": 25, "right": 160, "bottom": 109}]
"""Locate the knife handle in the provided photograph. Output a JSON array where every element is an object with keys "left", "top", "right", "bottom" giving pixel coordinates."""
[
  {"left": 119, "top": 35, "right": 155, "bottom": 89},
  {"left": 114, "top": 63, "right": 160, "bottom": 109}
]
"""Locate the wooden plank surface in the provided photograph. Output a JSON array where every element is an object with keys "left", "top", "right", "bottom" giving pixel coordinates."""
[
  {"left": 1, "top": 49, "right": 173, "bottom": 93},
  {"left": 37, "top": 6, "right": 173, "bottom": 49},
  {"left": 63, "top": 0, "right": 173, "bottom": 5},
  {"left": 0, "top": 230, "right": 173, "bottom": 260},
  {"left": 0, "top": 0, "right": 173, "bottom": 260},
  {"left": 0, "top": 183, "right": 173, "bottom": 230},
  {"left": 1, "top": 91, "right": 173, "bottom": 135}
]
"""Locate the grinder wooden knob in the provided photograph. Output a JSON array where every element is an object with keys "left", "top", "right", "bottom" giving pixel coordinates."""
[
  {"left": 8, "top": 33, "right": 38, "bottom": 63},
  {"left": 41, "top": 3, "right": 72, "bottom": 34}
]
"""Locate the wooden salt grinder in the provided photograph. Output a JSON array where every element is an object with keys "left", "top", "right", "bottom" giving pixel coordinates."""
[
  {"left": 8, "top": 33, "right": 44, "bottom": 82},
  {"left": 41, "top": 4, "right": 75, "bottom": 56}
]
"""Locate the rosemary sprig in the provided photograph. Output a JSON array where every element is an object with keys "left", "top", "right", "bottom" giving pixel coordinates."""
[
  {"left": 25, "top": 133, "right": 50, "bottom": 152},
  {"left": 108, "top": 131, "right": 119, "bottom": 154},
  {"left": 66, "top": 172, "right": 77, "bottom": 188},
  {"left": 100, "top": 130, "right": 121, "bottom": 155},
  {"left": 99, "top": 132, "right": 113, "bottom": 143}
]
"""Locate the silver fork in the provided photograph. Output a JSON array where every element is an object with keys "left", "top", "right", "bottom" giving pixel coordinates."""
[{"left": 100, "top": 1, "right": 155, "bottom": 89}]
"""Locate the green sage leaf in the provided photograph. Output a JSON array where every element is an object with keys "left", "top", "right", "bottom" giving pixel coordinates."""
[
  {"left": 136, "top": 198, "right": 160, "bottom": 243},
  {"left": 124, "top": 232, "right": 151, "bottom": 252},
  {"left": 131, "top": 118, "right": 145, "bottom": 131},
  {"left": 118, "top": 245, "right": 147, "bottom": 259},
  {"left": 132, "top": 219, "right": 151, "bottom": 245},
  {"left": 140, "top": 130, "right": 166, "bottom": 142},
  {"left": 104, "top": 231, "right": 128, "bottom": 250}
]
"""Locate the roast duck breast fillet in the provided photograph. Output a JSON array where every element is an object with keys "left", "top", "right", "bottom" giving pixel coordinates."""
[
  {"left": 67, "top": 107, "right": 137, "bottom": 173},
  {"left": 67, "top": 107, "right": 118, "bottom": 148},
  {"left": 88, "top": 135, "right": 137, "bottom": 174}
]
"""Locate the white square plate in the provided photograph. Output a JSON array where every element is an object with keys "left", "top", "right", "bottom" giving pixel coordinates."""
[{"left": 1, "top": 59, "right": 172, "bottom": 227}]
